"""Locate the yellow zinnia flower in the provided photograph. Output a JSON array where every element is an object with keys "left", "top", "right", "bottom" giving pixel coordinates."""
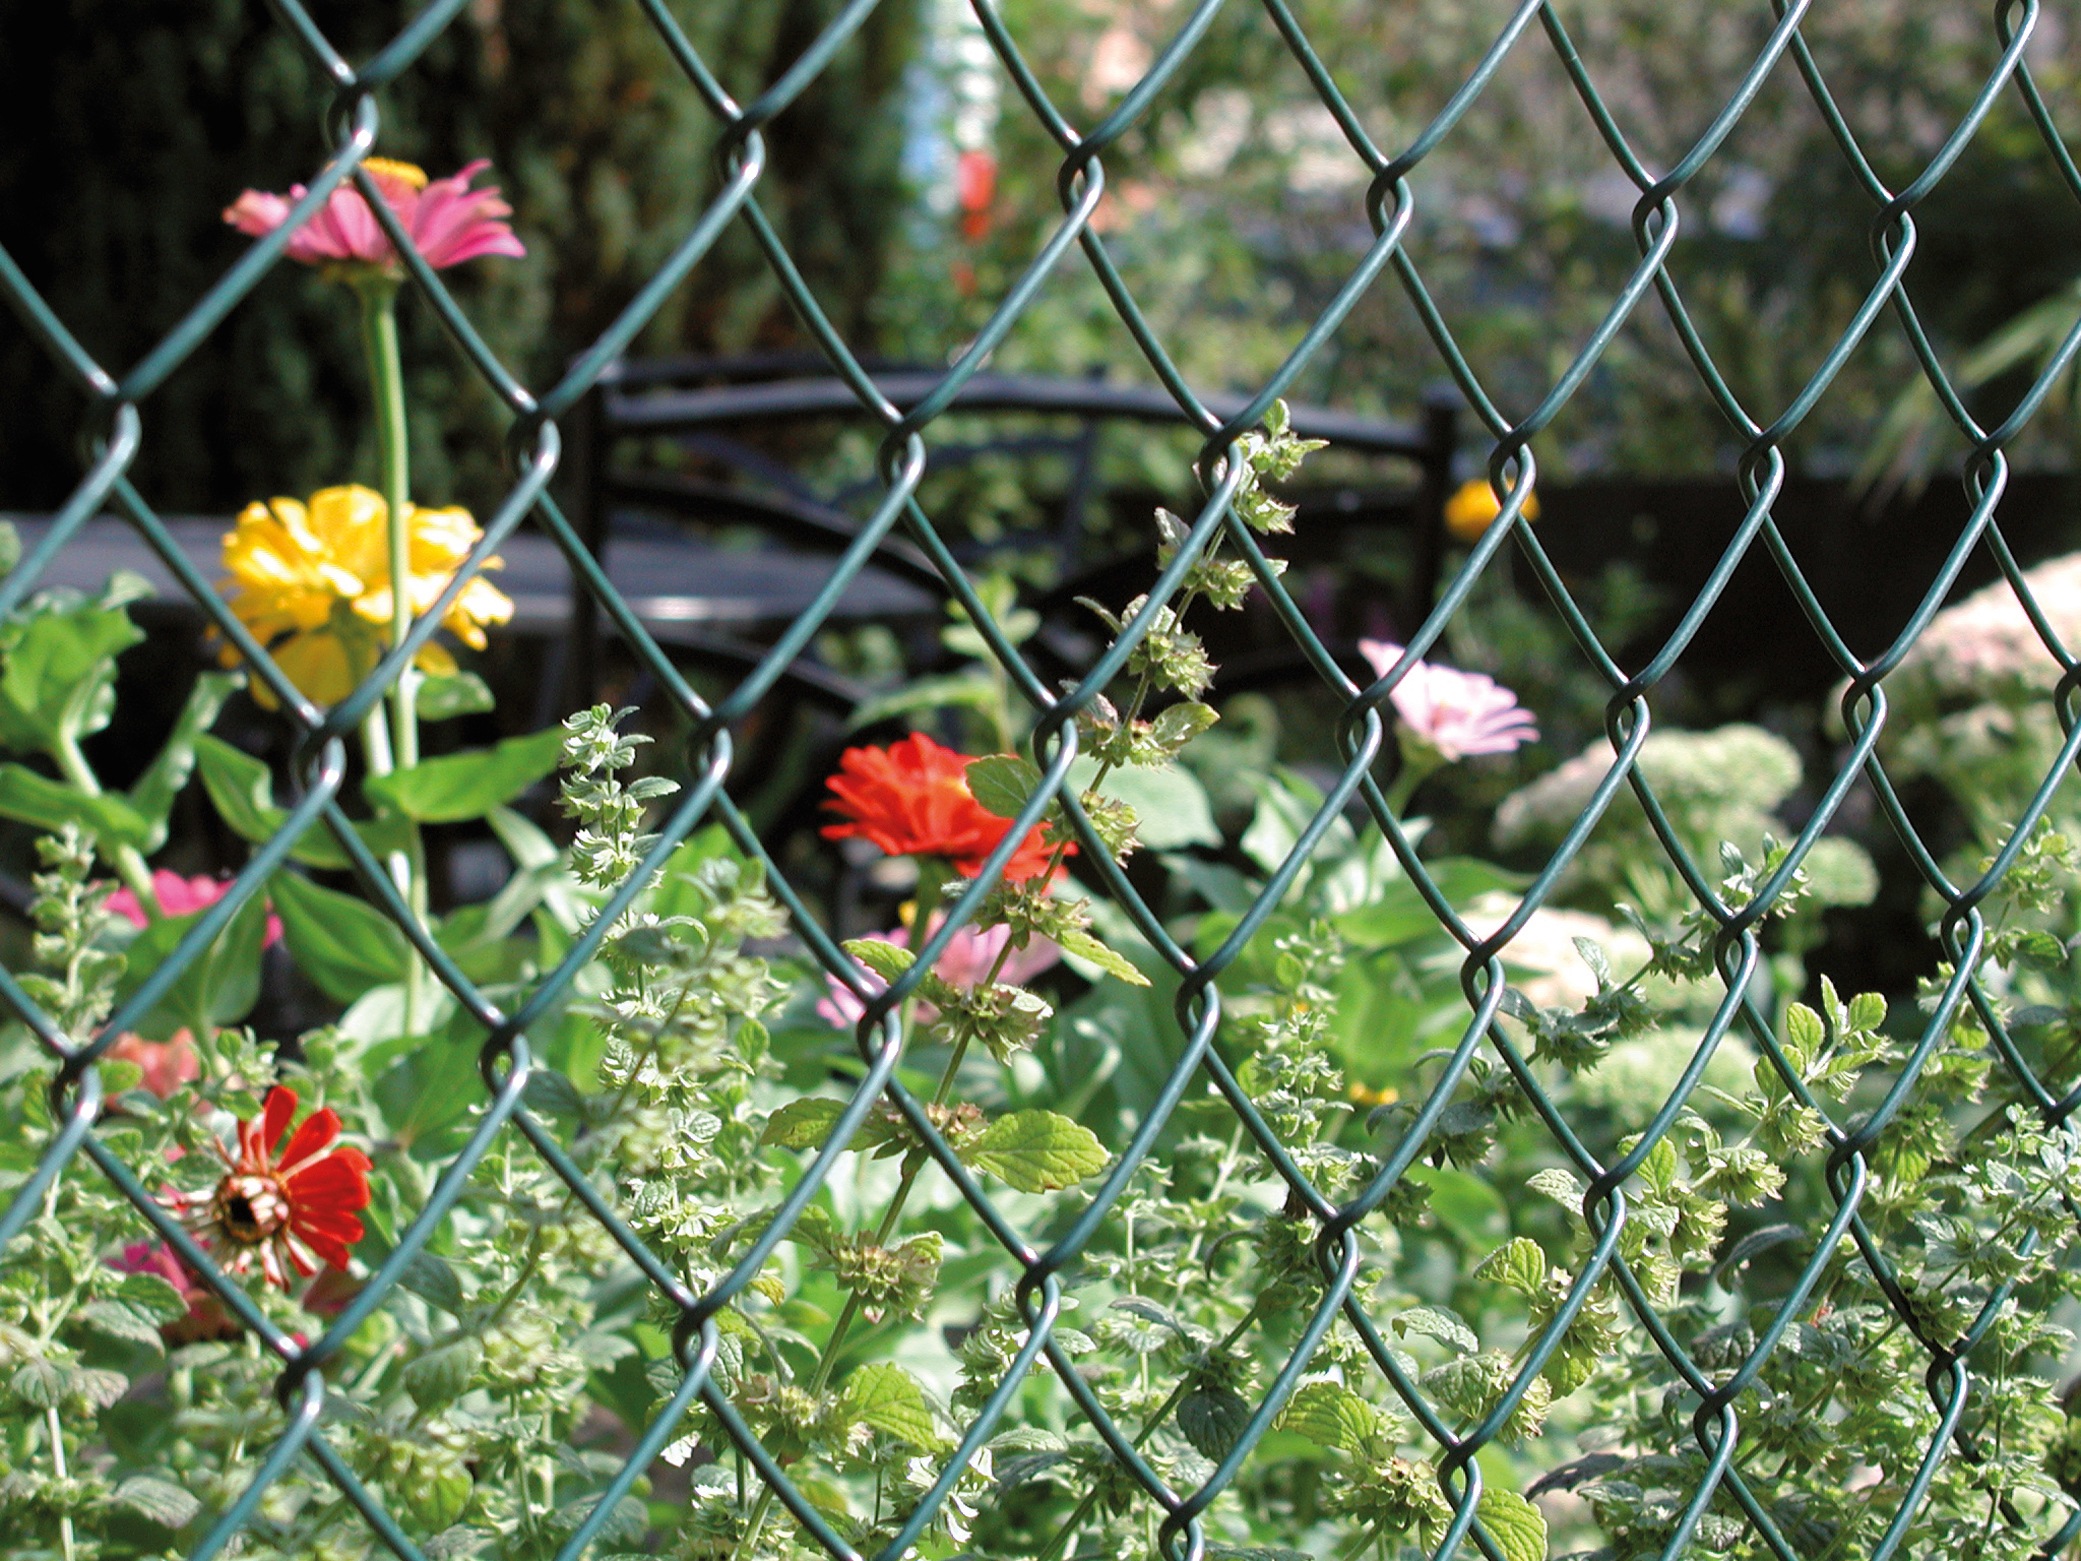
[
  {"left": 1443, "top": 477, "right": 1539, "bottom": 543},
  {"left": 219, "top": 484, "right": 513, "bottom": 706}
]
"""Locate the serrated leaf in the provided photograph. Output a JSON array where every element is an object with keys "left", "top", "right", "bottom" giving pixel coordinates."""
[
  {"left": 1711, "top": 1223, "right": 1805, "bottom": 1287},
  {"left": 1474, "top": 1237, "right": 1548, "bottom": 1298},
  {"left": 399, "top": 1251, "right": 466, "bottom": 1315},
  {"left": 966, "top": 753, "right": 1044, "bottom": 821},
  {"left": 78, "top": 1298, "right": 165, "bottom": 1352},
  {"left": 1177, "top": 1384, "right": 1251, "bottom": 1461},
  {"left": 1526, "top": 1168, "right": 1585, "bottom": 1210},
  {"left": 842, "top": 937, "right": 915, "bottom": 983},
  {"left": 1055, "top": 927, "right": 1151, "bottom": 987},
  {"left": 1279, "top": 1380, "right": 1379, "bottom": 1453},
  {"left": 1784, "top": 1002, "right": 1824, "bottom": 1067},
  {"left": 1476, "top": 1488, "right": 1547, "bottom": 1561},
  {"left": 1146, "top": 701, "right": 1220, "bottom": 753},
  {"left": 110, "top": 1475, "right": 200, "bottom": 1530},
  {"left": 761, "top": 1097, "right": 849, "bottom": 1150},
  {"left": 994, "top": 1451, "right": 1074, "bottom": 1491},
  {"left": 835, "top": 1362, "right": 939, "bottom": 1450},
  {"left": 115, "top": 1272, "right": 189, "bottom": 1325},
  {"left": 522, "top": 1069, "right": 585, "bottom": 1122},
  {"left": 403, "top": 1336, "right": 483, "bottom": 1412},
  {"left": 9, "top": 1357, "right": 61, "bottom": 1407},
  {"left": 68, "top": 1366, "right": 129, "bottom": 1409},
  {"left": 967, "top": 1109, "right": 1108, "bottom": 1192},
  {"left": 1391, "top": 1306, "right": 1477, "bottom": 1354}
]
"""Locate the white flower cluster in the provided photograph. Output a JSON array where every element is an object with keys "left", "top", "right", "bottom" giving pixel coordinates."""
[{"left": 1890, "top": 550, "right": 2081, "bottom": 701}]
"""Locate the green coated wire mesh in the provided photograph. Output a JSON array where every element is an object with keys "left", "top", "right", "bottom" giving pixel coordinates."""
[{"left": 5, "top": 0, "right": 2081, "bottom": 1558}]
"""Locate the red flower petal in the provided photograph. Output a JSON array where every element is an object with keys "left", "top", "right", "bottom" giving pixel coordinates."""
[{"left": 275, "top": 1105, "right": 343, "bottom": 1174}]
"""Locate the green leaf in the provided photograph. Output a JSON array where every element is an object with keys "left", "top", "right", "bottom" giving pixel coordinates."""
[
  {"left": 115, "top": 1271, "right": 189, "bottom": 1325},
  {"left": 841, "top": 937, "right": 915, "bottom": 983},
  {"left": 403, "top": 1335, "right": 483, "bottom": 1413},
  {"left": 1474, "top": 1237, "right": 1549, "bottom": 1298},
  {"left": 363, "top": 726, "right": 565, "bottom": 823},
  {"left": 1390, "top": 1306, "right": 1478, "bottom": 1354},
  {"left": 761, "top": 1097, "right": 849, "bottom": 1150},
  {"left": 194, "top": 735, "right": 407, "bottom": 870},
  {"left": 116, "top": 889, "right": 270, "bottom": 1039},
  {"left": 1146, "top": 700, "right": 1220, "bottom": 755},
  {"left": 0, "top": 762, "right": 154, "bottom": 847},
  {"left": 1178, "top": 1383, "right": 1252, "bottom": 1461},
  {"left": 966, "top": 1109, "right": 1108, "bottom": 1192},
  {"left": 850, "top": 671, "right": 1003, "bottom": 729},
  {"left": 0, "top": 576, "right": 148, "bottom": 754},
  {"left": 398, "top": 1251, "right": 466, "bottom": 1315},
  {"left": 109, "top": 1475, "right": 201, "bottom": 1530},
  {"left": 1476, "top": 1488, "right": 1547, "bottom": 1561},
  {"left": 1055, "top": 926, "right": 1152, "bottom": 987},
  {"left": 0, "top": 521, "right": 19, "bottom": 576},
  {"left": 125, "top": 671, "right": 241, "bottom": 851},
  {"left": 1526, "top": 1168, "right": 1585, "bottom": 1211},
  {"left": 77, "top": 1298, "right": 165, "bottom": 1352},
  {"left": 1278, "top": 1380, "right": 1379, "bottom": 1454},
  {"left": 1076, "top": 759, "right": 1219, "bottom": 850},
  {"left": 416, "top": 670, "right": 496, "bottom": 721},
  {"left": 8, "top": 1358, "right": 62, "bottom": 1408},
  {"left": 269, "top": 870, "right": 410, "bottom": 1003},
  {"left": 966, "top": 753, "right": 1044, "bottom": 821},
  {"left": 834, "top": 1362, "right": 939, "bottom": 1450},
  {"left": 1784, "top": 1002, "right": 1824, "bottom": 1069}
]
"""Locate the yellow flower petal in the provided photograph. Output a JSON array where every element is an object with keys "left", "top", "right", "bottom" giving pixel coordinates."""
[
  {"left": 1444, "top": 478, "right": 1539, "bottom": 543},
  {"left": 268, "top": 631, "right": 360, "bottom": 707}
]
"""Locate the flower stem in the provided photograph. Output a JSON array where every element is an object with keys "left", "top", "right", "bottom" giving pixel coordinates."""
[
  {"left": 737, "top": 881, "right": 963, "bottom": 1560},
  {"left": 356, "top": 277, "right": 430, "bottom": 1032},
  {"left": 46, "top": 1406, "right": 74, "bottom": 1561},
  {"left": 51, "top": 728, "right": 160, "bottom": 916}
]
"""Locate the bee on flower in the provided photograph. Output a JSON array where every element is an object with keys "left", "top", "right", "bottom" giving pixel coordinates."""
[
  {"left": 164, "top": 1085, "right": 371, "bottom": 1291},
  {"left": 218, "top": 483, "right": 513, "bottom": 705}
]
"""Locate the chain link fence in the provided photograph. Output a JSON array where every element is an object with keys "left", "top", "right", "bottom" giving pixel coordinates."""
[{"left": 4, "top": 1, "right": 2081, "bottom": 1558}]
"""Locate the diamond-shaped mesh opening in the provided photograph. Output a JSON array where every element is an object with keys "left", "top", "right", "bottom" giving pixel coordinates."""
[{"left": 9, "top": 0, "right": 2081, "bottom": 1558}]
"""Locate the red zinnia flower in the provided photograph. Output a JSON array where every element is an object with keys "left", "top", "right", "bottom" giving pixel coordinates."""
[
  {"left": 166, "top": 1086, "right": 371, "bottom": 1291},
  {"left": 821, "top": 733, "right": 1063, "bottom": 882}
]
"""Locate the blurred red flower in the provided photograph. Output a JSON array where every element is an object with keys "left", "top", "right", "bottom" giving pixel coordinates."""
[{"left": 821, "top": 732, "right": 1061, "bottom": 881}]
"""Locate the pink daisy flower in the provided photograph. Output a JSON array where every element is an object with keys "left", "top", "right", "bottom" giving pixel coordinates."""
[
  {"left": 224, "top": 157, "right": 525, "bottom": 273},
  {"left": 1359, "top": 639, "right": 1538, "bottom": 762}
]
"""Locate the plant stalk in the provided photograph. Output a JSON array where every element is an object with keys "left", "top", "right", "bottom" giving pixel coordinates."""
[
  {"left": 357, "top": 277, "right": 430, "bottom": 1032},
  {"left": 51, "top": 728, "right": 160, "bottom": 915}
]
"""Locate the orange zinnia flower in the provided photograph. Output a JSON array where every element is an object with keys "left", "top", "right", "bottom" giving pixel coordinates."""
[
  {"left": 821, "top": 733, "right": 1061, "bottom": 882},
  {"left": 167, "top": 1086, "right": 371, "bottom": 1291}
]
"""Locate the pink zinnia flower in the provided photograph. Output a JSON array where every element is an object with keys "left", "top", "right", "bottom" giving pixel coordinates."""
[
  {"left": 108, "top": 870, "right": 281, "bottom": 948},
  {"left": 820, "top": 916, "right": 1063, "bottom": 1029},
  {"left": 223, "top": 157, "right": 525, "bottom": 273},
  {"left": 1358, "top": 639, "right": 1538, "bottom": 762}
]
